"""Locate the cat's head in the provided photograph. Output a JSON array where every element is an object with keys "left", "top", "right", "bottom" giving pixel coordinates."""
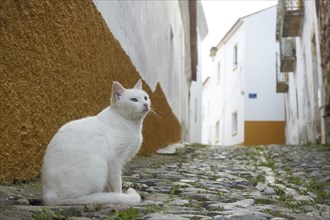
[{"left": 111, "top": 79, "right": 151, "bottom": 120}]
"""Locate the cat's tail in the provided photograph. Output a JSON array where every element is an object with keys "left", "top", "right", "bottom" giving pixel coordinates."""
[{"left": 45, "top": 188, "right": 140, "bottom": 206}]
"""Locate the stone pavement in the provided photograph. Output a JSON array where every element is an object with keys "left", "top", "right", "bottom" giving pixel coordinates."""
[{"left": 1, "top": 144, "right": 329, "bottom": 220}]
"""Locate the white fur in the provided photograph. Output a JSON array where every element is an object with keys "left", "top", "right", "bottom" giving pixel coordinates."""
[{"left": 41, "top": 79, "right": 150, "bottom": 206}]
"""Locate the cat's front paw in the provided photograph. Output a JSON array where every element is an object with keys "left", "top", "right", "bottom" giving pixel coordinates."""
[
  {"left": 126, "top": 188, "right": 141, "bottom": 203},
  {"left": 126, "top": 188, "right": 138, "bottom": 195}
]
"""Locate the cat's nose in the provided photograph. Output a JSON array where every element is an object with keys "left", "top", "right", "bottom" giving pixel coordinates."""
[{"left": 143, "top": 103, "right": 149, "bottom": 110}]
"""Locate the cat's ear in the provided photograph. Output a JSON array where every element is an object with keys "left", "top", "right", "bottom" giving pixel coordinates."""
[
  {"left": 112, "top": 81, "right": 125, "bottom": 103},
  {"left": 133, "top": 79, "right": 142, "bottom": 90}
]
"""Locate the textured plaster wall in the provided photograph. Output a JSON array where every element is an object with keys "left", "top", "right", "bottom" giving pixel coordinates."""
[
  {"left": 0, "top": 0, "right": 180, "bottom": 184},
  {"left": 318, "top": 0, "right": 330, "bottom": 143}
]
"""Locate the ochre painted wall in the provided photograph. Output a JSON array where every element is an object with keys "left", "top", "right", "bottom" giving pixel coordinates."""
[
  {"left": 0, "top": 0, "right": 180, "bottom": 184},
  {"left": 244, "top": 121, "right": 285, "bottom": 146}
]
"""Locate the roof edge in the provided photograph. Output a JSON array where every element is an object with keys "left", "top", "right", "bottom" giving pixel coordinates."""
[{"left": 215, "top": 5, "right": 277, "bottom": 49}]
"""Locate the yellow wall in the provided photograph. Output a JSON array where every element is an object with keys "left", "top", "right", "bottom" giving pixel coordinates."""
[
  {"left": 244, "top": 121, "right": 285, "bottom": 146},
  {"left": 0, "top": 0, "right": 180, "bottom": 184}
]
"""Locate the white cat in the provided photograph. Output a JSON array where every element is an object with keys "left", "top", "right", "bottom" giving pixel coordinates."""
[{"left": 41, "top": 79, "right": 150, "bottom": 206}]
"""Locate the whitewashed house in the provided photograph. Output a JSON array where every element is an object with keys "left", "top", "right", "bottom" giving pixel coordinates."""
[
  {"left": 275, "top": 0, "right": 327, "bottom": 144},
  {"left": 203, "top": 6, "right": 286, "bottom": 146}
]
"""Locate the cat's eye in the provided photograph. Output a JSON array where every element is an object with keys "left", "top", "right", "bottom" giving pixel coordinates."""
[
  {"left": 144, "top": 96, "right": 148, "bottom": 101},
  {"left": 130, "top": 98, "right": 138, "bottom": 102}
]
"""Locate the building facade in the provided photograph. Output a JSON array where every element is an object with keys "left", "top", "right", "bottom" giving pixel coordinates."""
[
  {"left": 188, "top": 2, "right": 208, "bottom": 143},
  {"left": 276, "top": 0, "right": 328, "bottom": 144},
  {"left": 203, "top": 6, "right": 285, "bottom": 146}
]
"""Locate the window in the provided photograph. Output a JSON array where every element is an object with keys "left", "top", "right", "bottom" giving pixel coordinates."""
[
  {"left": 232, "top": 111, "right": 238, "bottom": 135},
  {"left": 233, "top": 44, "right": 238, "bottom": 69},
  {"left": 217, "top": 61, "right": 221, "bottom": 83}
]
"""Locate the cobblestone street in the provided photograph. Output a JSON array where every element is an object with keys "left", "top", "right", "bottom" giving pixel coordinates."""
[{"left": 1, "top": 144, "right": 330, "bottom": 220}]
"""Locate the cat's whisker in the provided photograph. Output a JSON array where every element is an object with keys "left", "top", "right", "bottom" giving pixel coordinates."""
[{"left": 149, "top": 108, "right": 161, "bottom": 119}]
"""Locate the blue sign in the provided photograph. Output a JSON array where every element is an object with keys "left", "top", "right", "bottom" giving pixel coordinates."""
[{"left": 248, "top": 93, "right": 257, "bottom": 99}]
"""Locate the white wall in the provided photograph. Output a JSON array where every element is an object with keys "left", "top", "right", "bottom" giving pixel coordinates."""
[
  {"left": 285, "top": 73, "right": 300, "bottom": 144},
  {"left": 189, "top": 33, "right": 203, "bottom": 143},
  {"left": 221, "top": 28, "right": 245, "bottom": 146},
  {"left": 244, "top": 6, "right": 284, "bottom": 122},
  {"left": 93, "top": 0, "right": 187, "bottom": 127},
  {"left": 188, "top": 1, "right": 208, "bottom": 143},
  {"left": 202, "top": 78, "right": 213, "bottom": 144}
]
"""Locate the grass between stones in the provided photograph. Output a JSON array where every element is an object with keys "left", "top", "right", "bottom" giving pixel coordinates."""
[
  {"left": 261, "top": 209, "right": 294, "bottom": 220},
  {"left": 247, "top": 173, "right": 266, "bottom": 185},
  {"left": 109, "top": 208, "right": 142, "bottom": 220},
  {"left": 32, "top": 208, "right": 72, "bottom": 220},
  {"left": 305, "top": 178, "right": 330, "bottom": 204}
]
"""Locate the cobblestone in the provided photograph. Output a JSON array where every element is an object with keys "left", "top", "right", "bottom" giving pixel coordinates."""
[{"left": 1, "top": 144, "right": 329, "bottom": 219}]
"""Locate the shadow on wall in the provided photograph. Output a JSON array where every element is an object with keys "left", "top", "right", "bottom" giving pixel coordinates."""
[{"left": 0, "top": 0, "right": 180, "bottom": 184}]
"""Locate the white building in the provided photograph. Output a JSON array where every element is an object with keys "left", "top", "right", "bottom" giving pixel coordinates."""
[
  {"left": 203, "top": 6, "right": 286, "bottom": 146},
  {"left": 201, "top": 76, "right": 214, "bottom": 143},
  {"left": 276, "top": 0, "right": 326, "bottom": 144},
  {"left": 93, "top": 0, "right": 207, "bottom": 142}
]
